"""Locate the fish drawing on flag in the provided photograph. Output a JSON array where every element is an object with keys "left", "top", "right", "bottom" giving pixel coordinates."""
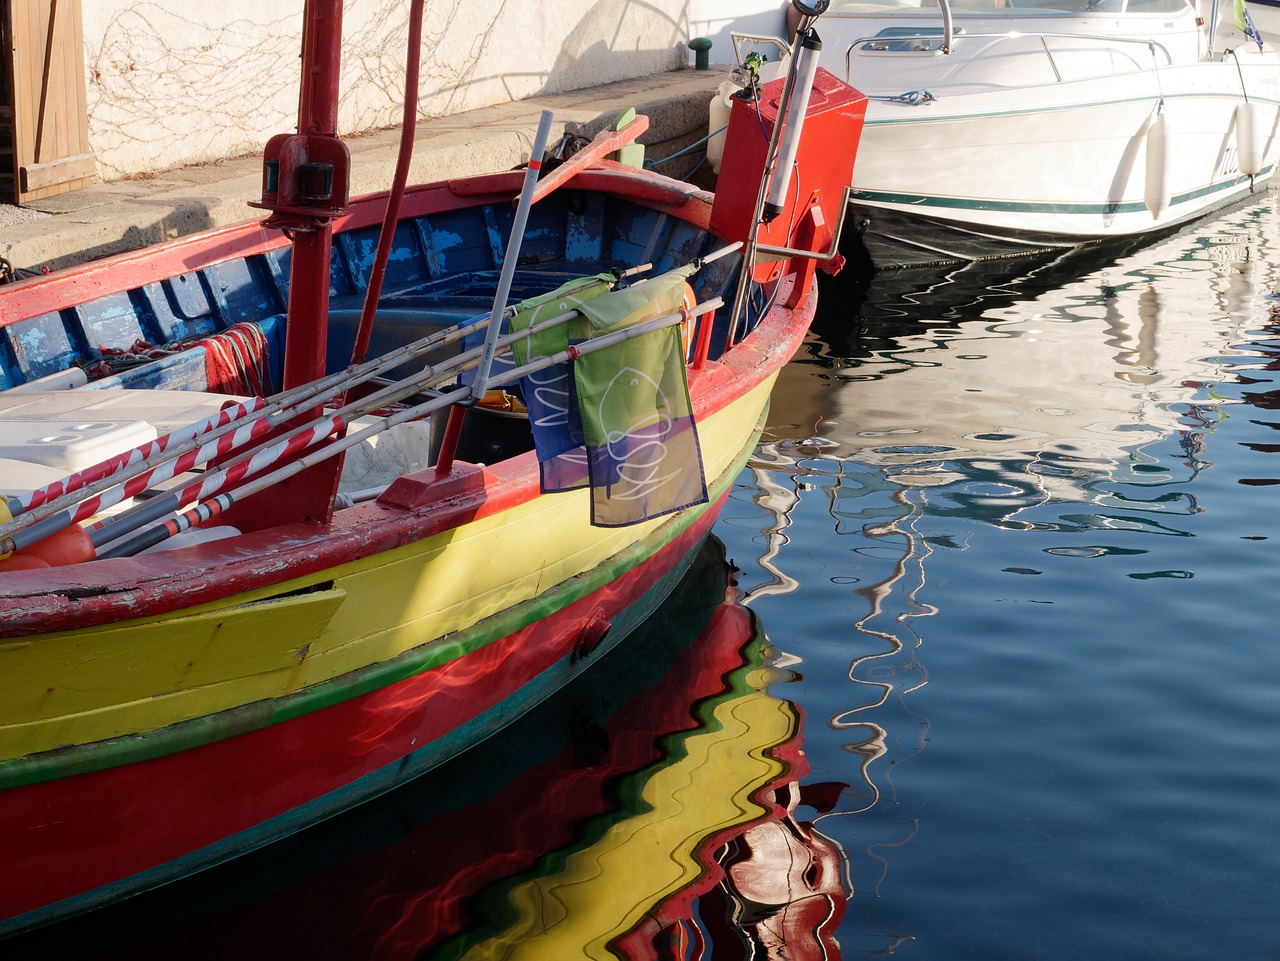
[{"left": 598, "top": 366, "right": 684, "bottom": 501}]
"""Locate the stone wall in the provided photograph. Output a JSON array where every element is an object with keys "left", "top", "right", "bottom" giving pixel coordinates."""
[{"left": 81, "top": 1, "right": 691, "bottom": 180}]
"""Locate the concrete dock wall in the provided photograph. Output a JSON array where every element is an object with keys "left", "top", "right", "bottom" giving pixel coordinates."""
[{"left": 81, "top": 1, "right": 692, "bottom": 181}]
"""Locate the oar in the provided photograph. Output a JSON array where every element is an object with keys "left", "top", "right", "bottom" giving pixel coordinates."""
[
  {"left": 3, "top": 396, "right": 267, "bottom": 519},
  {"left": 86, "top": 302, "right": 590, "bottom": 555},
  {"left": 90, "top": 411, "right": 350, "bottom": 557},
  {"left": 529, "top": 110, "right": 650, "bottom": 205},
  {"left": 99, "top": 297, "right": 722, "bottom": 559},
  {"left": 0, "top": 312, "right": 494, "bottom": 552}
]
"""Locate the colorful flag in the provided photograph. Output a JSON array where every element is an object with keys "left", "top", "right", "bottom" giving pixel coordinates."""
[
  {"left": 571, "top": 266, "right": 707, "bottom": 527},
  {"left": 509, "top": 274, "right": 617, "bottom": 491},
  {"left": 1235, "top": 0, "right": 1264, "bottom": 50},
  {"left": 511, "top": 266, "right": 708, "bottom": 526}
]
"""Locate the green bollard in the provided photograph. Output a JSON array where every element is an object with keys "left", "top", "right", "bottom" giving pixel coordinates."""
[{"left": 688, "top": 37, "right": 713, "bottom": 71}]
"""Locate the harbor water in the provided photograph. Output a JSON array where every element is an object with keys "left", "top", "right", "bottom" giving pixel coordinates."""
[
  {"left": 11, "top": 192, "right": 1280, "bottom": 959},
  {"left": 716, "top": 190, "right": 1280, "bottom": 958}
]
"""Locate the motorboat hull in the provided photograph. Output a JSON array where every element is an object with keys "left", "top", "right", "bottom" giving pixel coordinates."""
[
  {"left": 852, "top": 64, "right": 1278, "bottom": 262},
  {"left": 754, "top": 3, "right": 1280, "bottom": 265}
]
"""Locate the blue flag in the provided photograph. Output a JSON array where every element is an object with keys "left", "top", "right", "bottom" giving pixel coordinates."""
[
  {"left": 509, "top": 274, "right": 617, "bottom": 491},
  {"left": 571, "top": 266, "right": 707, "bottom": 527},
  {"left": 1235, "top": 0, "right": 1264, "bottom": 49}
]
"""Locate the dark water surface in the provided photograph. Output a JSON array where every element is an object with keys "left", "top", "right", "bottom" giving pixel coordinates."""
[
  {"left": 715, "top": 193, "right": 1280, "bottom": 959},
  {"left": 13, "top": 194, "right": 1280, "bottom": 959}
]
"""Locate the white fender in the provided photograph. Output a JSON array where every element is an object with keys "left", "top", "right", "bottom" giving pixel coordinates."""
[
  {"left": 707, "top": 82, "right": 735, "bottom": 174},
  {"left": 1144, "top": 112, "right": 1170, "bottom": 220},
  {"left": 1236, "top": 101, "right": 1263, "bottom": 176}
]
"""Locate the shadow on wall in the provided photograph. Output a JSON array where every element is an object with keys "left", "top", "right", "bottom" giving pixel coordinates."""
[
  {"left": 541, "top": 0, "right": 687, "bottom": 93},
  {"left": 86, "top": 1, "right": 690, "bottom": 181},
  {"left": 36, "top": 2, "right": 703, "bottom": 270},
  {"left": 536, "top": 2, "right": 715, "bottom": 185}
]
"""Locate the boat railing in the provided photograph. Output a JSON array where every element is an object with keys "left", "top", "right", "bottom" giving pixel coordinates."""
[
  {"left": 731, "top": 22, "right": 1175, "bottom": 88},
  {"left": 730, "top": 32, "right": 795, "bottom": 73},
  {"left": 844, "top": 22, "right": 1175, "bottom": 81}
]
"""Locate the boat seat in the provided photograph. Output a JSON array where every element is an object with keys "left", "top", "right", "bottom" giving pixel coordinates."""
[{"left": 325, "top": 308, "right": 474, "bottom": 382}]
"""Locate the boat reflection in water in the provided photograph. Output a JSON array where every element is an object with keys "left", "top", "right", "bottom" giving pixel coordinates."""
[
  {"left": 775, "top": 229, "right": 1262, "bottom": 503},
  {"left": 716, "top": 199, "right": 1280, "bottom": 954},
  {"left": 7, "top": 536, "right": 849, "bottom": 961}
]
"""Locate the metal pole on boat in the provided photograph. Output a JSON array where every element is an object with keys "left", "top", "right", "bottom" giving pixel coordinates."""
[
  {"left": 469, "top": 109, "right": 556, "bottom": 403},
  {"left": 762, "top": 31, "right": 824, "bottom": 224},
  {"left": 251, "top": 0, "right": 350, "bottom": 390},
  {"left": 726, "top": 0, "right": 828, "bottom": 343},
  {"left": 286, "top": 0, "right": 345, "bottom": 390},
  {"left": 939, "top": 0, "right": 954, "bottom": 55},
  {"left": 435, "top": 109, "right": 554, "bottom": 476}
]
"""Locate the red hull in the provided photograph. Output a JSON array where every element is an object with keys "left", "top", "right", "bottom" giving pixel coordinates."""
[{"left": 0, "top": 496, "right": 722, "bottom": 931}]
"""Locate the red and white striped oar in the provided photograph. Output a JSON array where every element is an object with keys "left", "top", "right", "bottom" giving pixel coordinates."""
[
  {"left": 4, "top": 405, "right": 295, "bottom": 556},
  {"left": 8, "top": 396, "right": 266, "bottom": 518},
  {"left": 0, "top": 312, "right": 492, "bottom": 554},
  {"left": 100, "top": 297, "right": 722, "bottom": 559},
  {"left": 90, "top": 411, "right": 348, "bottom": 556}
]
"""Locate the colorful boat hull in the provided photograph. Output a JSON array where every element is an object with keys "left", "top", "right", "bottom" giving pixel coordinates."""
[
  {"left": 5, "top": 537, "right": 831, "bottom": 960},
  {"left": 0, "top": 23, "right": 866, "bottom": 932},
  {"left": 0, "top": 486, "right": 731, "bottom": 932}
]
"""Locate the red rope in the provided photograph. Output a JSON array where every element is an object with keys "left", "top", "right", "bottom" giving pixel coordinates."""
[{"left": 346, "top": 0, "right": 426, "bottom": 372}]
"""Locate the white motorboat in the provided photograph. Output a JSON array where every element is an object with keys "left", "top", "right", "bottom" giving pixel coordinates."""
[{"left": 732, "top": 0, "right": 1280, "bottom": 266}]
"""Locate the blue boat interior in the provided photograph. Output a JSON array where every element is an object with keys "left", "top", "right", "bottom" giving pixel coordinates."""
[{"left": 0, "top": 192, "right": 756, "bottom": 395}]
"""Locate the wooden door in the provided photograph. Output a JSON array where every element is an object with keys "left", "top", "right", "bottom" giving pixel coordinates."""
[{"left": 2, "top": 0, "right": 94, "bottom": 204}]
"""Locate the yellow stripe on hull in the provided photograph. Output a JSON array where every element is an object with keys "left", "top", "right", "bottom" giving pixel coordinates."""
[
  {"left": 0, "top": 376, "right": 778, "bottom": 761},
  {"left": 460, "top": 690, "right": 798, "bottom": 961}
]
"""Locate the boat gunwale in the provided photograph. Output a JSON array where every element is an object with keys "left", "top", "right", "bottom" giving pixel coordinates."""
[
  {"left": 0, "top": 163, "right": 714, "bottom": 325},
  {"left": 0, "top": 274, "right": 812, "bottom": 635}
]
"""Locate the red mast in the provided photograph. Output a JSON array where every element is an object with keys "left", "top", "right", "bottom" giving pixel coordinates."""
[
  {"left": 238, "top": 0, "right": 351, "bottom": 527},
  {"left": 252, "top": 0, "right": 351, "bottom": 390}
]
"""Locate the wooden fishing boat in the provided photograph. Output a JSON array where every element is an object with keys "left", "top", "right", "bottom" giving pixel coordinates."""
[
  {"left": 0, "top": 0, "right": 865, "bottom": 937},
  {"left": 11, "top": 537, "right": 841, "bottom": 959}
]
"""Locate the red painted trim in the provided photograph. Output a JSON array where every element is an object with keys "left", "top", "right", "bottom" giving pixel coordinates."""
[
  {"left": 0, "top": 280, "right": 813, "bottom": 635},
  {"left": 0, "top": 166, "right": 709, "bottom": 327},
  {"left": 0, "top": 501, "right": 721, "bottom": 924},
  {"left": 0, "top": 225, "right": 285, "bottom": 323}
]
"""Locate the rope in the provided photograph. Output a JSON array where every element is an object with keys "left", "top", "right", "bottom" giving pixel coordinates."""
[
  {"left": 868, "top": 88, "right": 938, "bottom": 105},
  {"left": 644, "top": 124, "right": 728, "bottom": 168}
]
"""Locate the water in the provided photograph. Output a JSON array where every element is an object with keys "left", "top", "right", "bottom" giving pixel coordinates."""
[
  {"left": 12, "top": 195, "right": 1280, "bottom": 958},
  {"left": 714, "top": 193, "right": 1280, "bottom": 958}
]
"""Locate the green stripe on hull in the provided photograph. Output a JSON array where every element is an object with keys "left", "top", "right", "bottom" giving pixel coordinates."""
[
  {"left": 0, "top": 417, "right": 765, "bottom": 791},
  {"left": 852, "top": 167, "right": 1270, "bottom": 217}
]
